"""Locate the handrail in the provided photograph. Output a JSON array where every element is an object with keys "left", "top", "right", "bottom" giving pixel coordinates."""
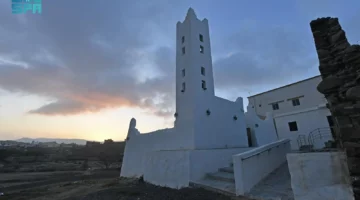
[
  {"left": 297, "top": 134, "right": 308, "bottom": 149},
  {"left": 239, "top": 139, "right": 290, "bottom": 161},
  {"left": 307, "top": 127, "right": 333, "bottom": 147}
]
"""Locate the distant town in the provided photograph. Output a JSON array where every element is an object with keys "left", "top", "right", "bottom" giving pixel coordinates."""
[
  {"left": 0, "top": 138, "right": 125, "bottom": 173},
  {"left": 0, "top": 138, "right": 123, "bottom": 149}
]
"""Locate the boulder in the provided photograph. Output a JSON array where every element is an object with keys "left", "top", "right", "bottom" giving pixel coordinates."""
[
  {"left": 346, "top": 86, "right": 360, "bottom": 100},
  {"left": 317, "top": 76, "right": 343, "bottom": 94}
]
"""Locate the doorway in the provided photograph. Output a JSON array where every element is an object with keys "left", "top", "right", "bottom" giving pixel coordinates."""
[
  {"left": 246, "top": 128, "right": 253, "bottom": 147},
  {"left": 327, "top": 115, "right": 335, "bottom": 139}
]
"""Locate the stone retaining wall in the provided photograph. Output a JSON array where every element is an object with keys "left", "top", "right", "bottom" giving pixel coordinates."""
[{"left": 309, "top": 17, "right": 360, "bottom": 198}]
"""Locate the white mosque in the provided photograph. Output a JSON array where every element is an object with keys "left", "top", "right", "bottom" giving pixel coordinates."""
[{"left": 120, "top": 8, "right": 336, "bottom": 198}]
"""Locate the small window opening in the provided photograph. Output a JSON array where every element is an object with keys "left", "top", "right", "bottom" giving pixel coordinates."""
[
  {"left": 182, "top": 47, "right": 185, "bottom": 55},
  {"left": 199, "top": 34, "right": 203, "bottom": 42},
  {"left": 272, "top": 103, "right": 279, "bottom": 110},
  {"left": 181, "top": 82, "right": 186, "bottom": 92},
  {"left": 200, "top": 46, "right": 204, "bottom": 53},
  {"left": 201, "top": 67, "right": 205, "bottom": 75},
  {"left": 182, "top": 69, "right": 185, "bottom": 77},
  {"left": 182, "top": 36, "right": 185, "bottom": 44},
  {"left": 288, "top": 121, "right": 298, "bottom": 132},
  {"left": 201, "top": 80, "right": 206, "bottom": 90},
  {"left": 292, "top": 99, "right": 300, "bottom": 106}
]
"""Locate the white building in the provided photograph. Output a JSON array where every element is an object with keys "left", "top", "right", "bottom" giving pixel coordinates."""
[
  {"left": 247, "top": 75, "right": 334, "bottom": 150},
  {"left": 120, "top": 8, "right": 289, "bottom": 197}
]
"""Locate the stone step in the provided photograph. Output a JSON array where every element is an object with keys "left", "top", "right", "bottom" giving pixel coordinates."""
[
  {"left": 219, "top": 167, "right": 234, "bottom": 173},
  {"left": 206, "top": 171, "right": 235, "bottom": 183},
  {"left": 190, "top": 179, "right": 236, "bottom": 196}
]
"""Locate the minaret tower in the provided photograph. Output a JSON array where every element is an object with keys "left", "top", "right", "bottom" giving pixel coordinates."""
[{"left": 175, "top": 8, "right": 215, "bottom": 130}]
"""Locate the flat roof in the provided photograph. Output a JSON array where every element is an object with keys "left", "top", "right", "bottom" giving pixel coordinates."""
[{"left": 247, "top": 75, "right": 321, "bottom": 98}]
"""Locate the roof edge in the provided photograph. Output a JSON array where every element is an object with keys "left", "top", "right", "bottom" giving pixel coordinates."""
[{"left": 247, "top": 75, "right": 321, "bottom": 98}]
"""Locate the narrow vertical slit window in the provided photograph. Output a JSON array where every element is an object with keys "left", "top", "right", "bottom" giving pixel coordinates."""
[
  {"left": 182, "top": 47, "right": 185, "bottom": 55},
  {"left": 201, "top": 67, "right": 205, "bottom": 76},
  {"left": 182, "top": 69, "right": 185, "bottom": 77},
  {"left": 199, "top": 34, "right": 203, "bottom": 42},
  {"left": 182, "top": 36, "right": 185, "bottom": 43},
  {"left": 201, "top": 80, "right": 206, "bottom": 90},
  {"left": 182, "top": 82, "right": 186, "bottom": 92},
  {"left": 200, "top": 45, "right": 204, "bottom": 53}
]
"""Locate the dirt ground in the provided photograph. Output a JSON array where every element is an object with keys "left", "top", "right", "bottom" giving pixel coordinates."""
[{"left": 0, "top": 170, "right": 252, "bottom": 200}]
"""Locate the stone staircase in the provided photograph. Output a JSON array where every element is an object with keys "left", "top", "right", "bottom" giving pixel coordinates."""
[
  {"left": 190, "top": 163, "right": 236, "bottom": 196},
  {"left": 190, "top": 162, "right": 294, "bottom": 200},
  {"left": 247, "top": 163, "right": 294, "bottom": 200}
]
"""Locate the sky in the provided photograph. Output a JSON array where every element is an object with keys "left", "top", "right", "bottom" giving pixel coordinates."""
[{"left": 0, "top": 0, "right": 359, "bottom": 142}]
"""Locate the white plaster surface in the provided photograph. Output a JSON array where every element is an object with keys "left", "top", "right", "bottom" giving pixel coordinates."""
[
  {"left": 287, "top": 151, "right": 354, "bottom": 200},
  {"left": 233, "top": 139, "right": 291, "bottom": 196},
  {"left": 140, "top": 148, "right": 253, "bottom": 189},
  {"left": 120, "top": 127, "right": 192, "bottom": 178},
  {"left": 175, "top": 8, "right": 248, "bottom": 149},
  {"left": 189, "top": 147, "right": 253, "bottom": 181},
  {"left": 245, "top": 107, "right": 278, "bottom": 147},
  {"left": 144, "top": 150, "right": 190, "bottom": 189},
  {"left": 247, "top": 76, "right": 327, "bottom": 116},
  {"left": 274, "top": 107, "right": 332, "bottom": 150},
  {"left": 193, "top": 96, "right": 248, "bottom": 149},
  {"left": 247, "top": 75, "right": 333, "bottom": 151},
  {"left": 121, "top": 8, "right": 249, "bottom": 179}
]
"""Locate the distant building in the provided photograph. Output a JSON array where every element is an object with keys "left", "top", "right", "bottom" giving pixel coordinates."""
[
  {"left": 86, "top": 141, "right": 101, "bottom": 147},
  {"left": 247, "top": 75, "right": 334, "bottom": 149},
  {"left": 104, "top": 139, "right": 114, "bottom": 144},
  {"left": 39, "top": 141, "right": 60, "bottom": 148},
  {"left": 60, "top": 143, "right": 76, "bottom": 148}
]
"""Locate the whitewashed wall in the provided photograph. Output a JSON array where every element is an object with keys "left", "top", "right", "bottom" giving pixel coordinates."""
[
  {"left": 142, "top": 147, "right": 253, "bottom": 189},
  {"left": 189, "top": 147, "right": 253, "bottom": 181},
  {"left": 287, "top": 152, "right": 354, "bottom": 200},
  {"left": 120, "top": 126, "right": 193, "bottom": 178},
  {"left": 245, "top": 106, "right": 278, "bottom": 147},
  {"left": 175, "top": 10, "right": 248, "bottom": 149},
  {"left": 274, "top": 107, "right": 332, "bottom": 150},
  {"left": 248, "top": 76, "right": 326, "bottom": 117},
  {"left": 193, "top": 96, "right": 248, "bottom": 149},
  {"left": 144, "top": 150, "right": 190, "bottom": 189},
  {"left": 232, "top": 139, "right": 291, "bottom": 196}
]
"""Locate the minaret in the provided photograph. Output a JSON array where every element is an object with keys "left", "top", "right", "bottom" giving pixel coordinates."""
[{"left": 175, "top": 8, "right": 215, "bottom": 129}]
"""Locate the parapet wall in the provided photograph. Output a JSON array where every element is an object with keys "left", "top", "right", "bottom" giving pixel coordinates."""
[
  {"left": 232, "top": 139, "right": 291, "bottom": 195},
  {"left": 120, "top": 120, "right": 193, "bottom": 178},
  {"left": 245, "top": 106, "right": 278, "bottom": 147},
  {"left": 287, "top": 151, "right": 354, "bottom": 200}
]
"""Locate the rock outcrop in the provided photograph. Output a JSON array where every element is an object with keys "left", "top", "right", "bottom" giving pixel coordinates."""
[{"left": 310, "top": 17, "right": 360, "bottom": 198}]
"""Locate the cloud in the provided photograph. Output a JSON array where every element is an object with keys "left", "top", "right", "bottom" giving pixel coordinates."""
[
  {"left": 213, "top": 21, "right": 319, "bottom": 92},
  {"left": 0, "top": 0, "right": 358, "bottom": 118},
  {"left": 0, "top": 0, "right": 188, "bottom": 117}
]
